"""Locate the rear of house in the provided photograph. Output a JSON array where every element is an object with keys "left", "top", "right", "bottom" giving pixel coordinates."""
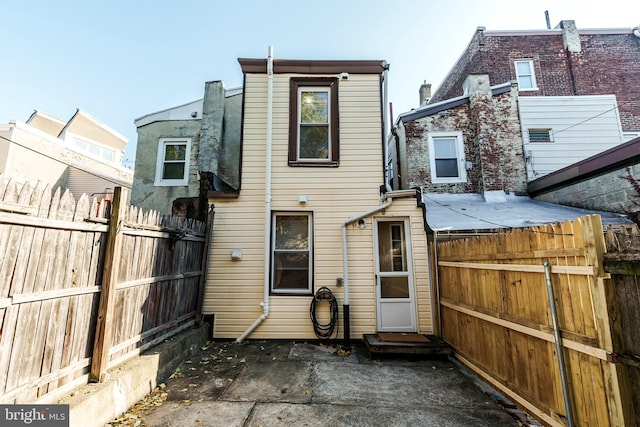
[{"left": 203, "top": 54, "right": 433, "bottom": 341}]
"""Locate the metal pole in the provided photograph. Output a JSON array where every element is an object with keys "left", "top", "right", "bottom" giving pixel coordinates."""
[{"left": 544, "top": 261, "right": 574, "bottom": 427}]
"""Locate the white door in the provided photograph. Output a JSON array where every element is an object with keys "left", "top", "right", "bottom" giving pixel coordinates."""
[{"left": 375, "top": 219, "right": 417, "bottom": 332}]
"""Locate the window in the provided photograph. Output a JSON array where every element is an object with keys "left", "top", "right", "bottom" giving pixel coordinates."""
[
  {"left": 514, "top": 60, "right": 538, "bottom": 91},
  {"left": 427, "top": 132, "right": 467, "bottom": 183},
  {"left": 71, "top": 137, "right": 116, "bottom": 163},
  {"left": 271, "top": 213, "right": 313, "bottom": 295},
  {"left": 155, "top": 138, "right": 191, "bottom": 186},
  {"left": 528, "top": 129, "right": 553, "bottom": 143},
  {"left": 289, "top": 78, "right": 339, "bottom": 166}
]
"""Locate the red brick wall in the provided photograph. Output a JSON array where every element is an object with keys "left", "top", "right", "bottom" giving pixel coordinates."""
[{"left": 431, "top": 30, "right": 640, "bottom": 130}]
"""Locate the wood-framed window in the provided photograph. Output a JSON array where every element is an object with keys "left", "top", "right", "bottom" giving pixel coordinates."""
[
  {"left": 154, "top": 138, "right": 191, "bottom": 186},
  {"left": 514, "top": 59, "right": 538, "bottom": 91},
  {"left": 289, "top": 77, "right": 339, "bottom": 167},
  {"left": 427, "top": 131, "right": 467, "bottom": 184},
  {"left": 271, "top": 212, "right": 313, "bottom": 295}
]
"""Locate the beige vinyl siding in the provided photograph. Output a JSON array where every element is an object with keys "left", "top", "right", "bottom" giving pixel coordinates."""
[{"left": 204, "top": 72, "right": 432, "bottom": 339}]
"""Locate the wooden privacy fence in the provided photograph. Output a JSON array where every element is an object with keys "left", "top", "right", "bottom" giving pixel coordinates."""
[
  {"left": 437, "top": 215, "right": 635, "bottom": 426},
  {"left": 0, "top": 180, "right": 209, "bottom": 403},
  {"left": 603, "top": 224, "right": 640, "bottom": 426}
]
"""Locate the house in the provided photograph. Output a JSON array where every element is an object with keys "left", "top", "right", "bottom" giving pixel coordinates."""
[
  {"left": 431, "top": 20, "right": 640, "bottom": 139},
  {"left": 131, "top": 82, "right": 242, "bottom": 217},
  {"left": 388, "top": 74, "right": 629, "bottom": 237},
  {"left": 201, "top": 52, "right": 433, "bottom": 342},
  {"left": 427, "top": 20, "right": 640, "bottom": 180},
  {"left": 390, "top": 73, "right": 527, "bottom": 201},
  {"left": 0, "top": 109, "right": 133, "bottom": 201}
]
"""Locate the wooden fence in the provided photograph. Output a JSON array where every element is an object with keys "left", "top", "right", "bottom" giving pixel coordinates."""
[
  {"left": 0, "top": 179, "right": 209, "bottom": 403},
  {"left": 603, "top": 224, "right": 640, "bottom": 427},
  {"left": 437, "top": 214, "right": 635, "bottom": 426}
]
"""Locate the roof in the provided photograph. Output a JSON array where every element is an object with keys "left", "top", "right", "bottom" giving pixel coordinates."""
[
  {"left": 134, "top": 87, "right": 242, "bottom": 128},
  {"left": 238, "top": 59, "right": 388, "bottom": 75},
  {"left": 396, "top": 81, "right": 512, "bottom": 123},
  {"left": 528, "top": 135, "right": 640, "bottom": 196},
  {"left": 423, "top": 193, "right": 630, "bottom": 232}
]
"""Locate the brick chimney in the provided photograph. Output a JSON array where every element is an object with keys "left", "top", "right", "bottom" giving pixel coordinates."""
[
  {"left": 559, "top": 20, "right": 581, "bottom": 53},
  {"left": 419, "top": 81, "right": 431, "bottom": 107}
]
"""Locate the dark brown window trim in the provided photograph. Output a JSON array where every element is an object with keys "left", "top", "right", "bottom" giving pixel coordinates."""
[{"left": 289, "top": 77, "right": 339, "bottom": 167}]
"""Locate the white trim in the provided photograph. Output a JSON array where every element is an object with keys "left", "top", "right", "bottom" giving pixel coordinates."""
[
  {"left": 154, "top": 138, "right": 191, "bottom": 186},
  {"left": 374, "top": 218, "right": 417, "bottom": 332},
  {"left": 427, "top": 131, "right": 467, "bottom": 184},
  {"left": 270, "top": 212, "right": 313, "bottom": 295},
  {"left": 514, "top": 59, "right": 538, "bottom": 91}
]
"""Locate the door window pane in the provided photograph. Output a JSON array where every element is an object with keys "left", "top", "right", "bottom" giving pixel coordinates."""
[
  {"left": 378, "top": 222, "right": 407, "bottom": 272},
  {"left": 380, "top": 277, "right": 410, "bottom": 298}
]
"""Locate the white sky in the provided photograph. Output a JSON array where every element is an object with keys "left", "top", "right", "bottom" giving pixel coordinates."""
[{"left": 1, "top": 0, "right": 638, "bottom": 168}]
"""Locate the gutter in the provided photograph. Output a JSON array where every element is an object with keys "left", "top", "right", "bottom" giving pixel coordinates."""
[{"left": 237, "top": 46, "right": 274, "bottom": 343}]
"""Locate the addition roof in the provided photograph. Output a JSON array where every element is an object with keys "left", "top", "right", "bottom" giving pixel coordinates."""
[{"left": 424, "top": 193, "right": 630, "bottom": 233}]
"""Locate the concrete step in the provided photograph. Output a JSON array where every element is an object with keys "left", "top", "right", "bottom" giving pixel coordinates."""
[{"left": 363, "top": 333, "right": 453, "bottom": 358}]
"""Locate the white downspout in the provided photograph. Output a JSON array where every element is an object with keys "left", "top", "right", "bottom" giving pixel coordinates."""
[
  {"left": 237, "top": 46, "right": 274, "bottom": 343},
  {"left": 341, "top": 62, "right": 393, "bottom": 347}
]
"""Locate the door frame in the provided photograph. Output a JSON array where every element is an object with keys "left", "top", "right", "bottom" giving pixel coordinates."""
[{"left": 373, "top": 217, "right": 417, "bottom": 332}]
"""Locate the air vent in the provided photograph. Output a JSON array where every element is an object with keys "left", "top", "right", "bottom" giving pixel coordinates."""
[{"left": 528, "top": 129, "right": 552, "bottom": 142}]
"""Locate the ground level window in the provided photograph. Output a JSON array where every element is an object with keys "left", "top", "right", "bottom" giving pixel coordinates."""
[{"left": 271, "top": 213, "right": 313, "bottom": 295}]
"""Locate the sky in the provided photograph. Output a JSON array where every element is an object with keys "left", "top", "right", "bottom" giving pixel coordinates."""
[{"left": 1, "top": 0, "right": 638, "bottom": 169}]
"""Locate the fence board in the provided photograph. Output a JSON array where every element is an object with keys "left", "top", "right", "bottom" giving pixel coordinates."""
[
  {"left": 0, "top": 179, "right": 208, "bottom": 402},
  {"left": 438, "top": 215, "right": 635, "bottom": 426}
]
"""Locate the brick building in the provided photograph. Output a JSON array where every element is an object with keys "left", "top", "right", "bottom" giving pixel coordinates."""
[
  {"left": 390, "top": 74, "right": 528, "bottom": 200},
  {"left": 430, "top": 20, "right": 640, "bottom": 139}
]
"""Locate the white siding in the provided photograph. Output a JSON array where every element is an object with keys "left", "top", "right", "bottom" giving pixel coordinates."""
[
  {"left": 519, "top": 95, "right": 624, "bottom": 180},
  {"left": 204, "top": 72, "right": 432, "bottom": 340}
]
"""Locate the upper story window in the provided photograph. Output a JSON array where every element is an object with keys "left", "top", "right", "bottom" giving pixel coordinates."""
[
  {"left": 427, "top": 131, "right": 467, "bottom": 184},
  {"left": 514, "top": 60, "right": 538, "bottom": 91},
  {"left": 528, "top": 128, "right": 553, "bottom": 143},
  {"left": 271, "top": 212, "right": 313, "bottom": 295},
  {"left": 289, "top": 78, "right": 339, "bottom": 167},
  {"left": 155, "top": 138, "right": 191, "bottom": 186},
  {"left": 71, "top": 137, "right": 116, "bottom": 163}
]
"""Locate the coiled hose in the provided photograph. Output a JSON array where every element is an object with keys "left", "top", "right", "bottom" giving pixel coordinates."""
[{"left": 309, "top": 286, "right": 339, "bottom": 339}]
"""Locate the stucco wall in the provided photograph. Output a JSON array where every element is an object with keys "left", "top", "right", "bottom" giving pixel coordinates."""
[
  {"left": 131, "top": 120, "right": 201, "bottom": 213},
  {"left": 533, "top": 163, "right": 640, "bottom": 215}
]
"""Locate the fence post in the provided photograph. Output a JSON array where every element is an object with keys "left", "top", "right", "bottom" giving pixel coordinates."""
[
  {"left": 90, "top": 186, "right": 127, "bottom": 383},
  {"left": 582, "top": 215, "right": 635, "bottom": 426},
  {"left": 196, "top": 204, "right": 215, "bottom": 321}
]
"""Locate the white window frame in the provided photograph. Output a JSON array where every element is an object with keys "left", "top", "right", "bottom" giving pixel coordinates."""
[
  {"left": 271, "top": 212, "right": 313, "bottom": 295},
  {"left": 297, "top": 87, "right": 331, "bottom": 162},
  {"left": 154, "top": 138, "right": 191, "bottom": 186},
  {"left": 514, "top": 59, "right": 538, "bottom": 91},
  {"left": 427, "top": 131, "right": 467, "bottom": 184}
]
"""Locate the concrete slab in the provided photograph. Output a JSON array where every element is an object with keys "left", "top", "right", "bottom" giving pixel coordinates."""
[
  {"left": 106, "top": 340, "right": 528, "bottom": 426},
  {"left": 221, "top": 360, "right": 313, "bottom": 403}
]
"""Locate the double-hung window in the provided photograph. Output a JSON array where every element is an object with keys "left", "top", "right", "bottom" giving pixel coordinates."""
[
  {"left": 155, "top": 138, "right": 191, "bottom": 186},
  {"left": 514, "top": 60, "right": 538, "bottom": 91},
  {"left": 271, "top": 213, "right": 313, "bottom": 295},
  {"left": 427, "top": 131, "right": 467, "bottom": 183},
  {"left": 289, "top": 78, "right": 339, "bottom": 166}
]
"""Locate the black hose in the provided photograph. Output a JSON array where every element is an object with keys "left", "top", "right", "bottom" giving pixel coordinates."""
[{"left": 309, "top": 287, "right": 339, "bottom": 339}]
